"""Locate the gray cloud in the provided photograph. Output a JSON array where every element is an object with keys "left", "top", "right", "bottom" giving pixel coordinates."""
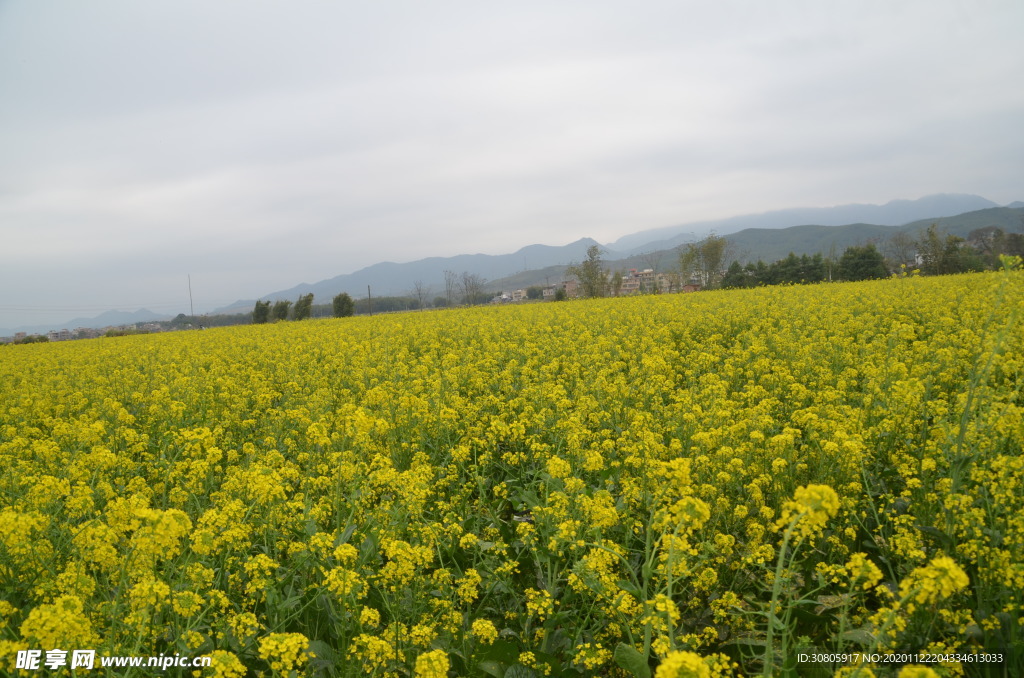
[{"left": 2, "top": 0, "right": 1023, "bottom": 328}]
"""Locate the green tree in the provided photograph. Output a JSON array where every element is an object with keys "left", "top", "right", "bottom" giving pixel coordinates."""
[
  {"left": 353, "top": 296, "right": 411, "bottom": 314},
  {"left": 678, "top": 234, "right": 731, "bottom": 289},
  {"left": 721, "top": 261, "right": 752, "bottom": 289},
  {"left": 610, "top": 270, "right": 624, "bottom": 297},
  {"left": 917, "top": 224, "right": 971, "bottom": 275},
  {"left": 1005, "top": 232, "right": 1024, "bottom": 258},
  {"left": 252, "top": 300, "right": 271, "bottom": 324},
  {"left": 332, "top": 293, "right": 355, "bottom": 318},
  {"left": 836, "top": 244, "right": 888, "bottom": 281},
  {"left": 567, "top": 245, "right": 607, "bottom": 298},
  {"left": 966, "top": 226, "right": 1018, "bottom": 269},
  {"left": 801, "top": 253, "right": 827, "bottom": 282},
  {"left": 773, "top": 252, "right": 802, "bottom": 284},
  {"left": 293, "top": 293, "right": 314, "bottom": 320},
  {"left": 272, "top": 300, "right": 291, "bottom": 321},
  {"left": 526, "top": 286, "right": 544, "bottom": 300}
]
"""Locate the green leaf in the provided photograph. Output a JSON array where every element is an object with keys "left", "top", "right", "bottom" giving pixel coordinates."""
[
  {"left": 814, "top": 594, "right": 850, "bottom": 612},
  {"left": 613, "top": 643, "right": 651, "bottom": 678},
  {"left": 504, "top": 665, "right": 537, "bottom": 678},
  {"left": 477, "top": 661, "right": 506, "bottom": 678},
  {"left": 338, "top": 523, "right": 356, "bottom": 544},
  {"left": 479, "top": 640, "right": 519, "bottom": 667},
  {"left": 723, "top": 637, "right": 767, "bottom": 649},
  {"left": 279, "top": 593, "right": 303, "bottom": 610},
  {"left": 839, "top": 628, "right": 875, "bottom": 647},
  {"left": 358, "top": 534, "right": 378, "bottom": 561},
  {"left": 306, "top": 640, "right": 336, "bottom": 664},
  {"left": 916, "top": 524, "right": 955, "bottom": 549},
  {"left": 790, "top": 606, "right": 829, "bottom": 624},
  {"left": 616, "top": 579, "right": 642, "bottom": 599}
]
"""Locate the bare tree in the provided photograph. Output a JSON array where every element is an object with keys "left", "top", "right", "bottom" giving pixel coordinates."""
[
  {"left": 825, "top": 243, "right": 838, "bottom": 282},
  {"left": 967, "top": 226, "right": 1004, "bottom": 266},
  {"left": 638, "top": 250, "right": 662, "bottom": 293},
  {"left": 884, "top": 232, "right": 916, "bottom": 269},
  {"left": 460, "top": 271, "right": 487, "bottom": 305},
  {"left": 443, "top": 270, "right": 458, "bottom": 307},
  {"left": 410, "top": 280, "right": 431, "bottom": 309}
]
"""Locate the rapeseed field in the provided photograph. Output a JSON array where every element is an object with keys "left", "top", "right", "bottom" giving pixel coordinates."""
[{"left": 1, "top": 268, "right": 1022, "bottom": 677}]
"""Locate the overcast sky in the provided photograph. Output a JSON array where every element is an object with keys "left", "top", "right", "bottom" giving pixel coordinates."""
[{"left": 2, "top": 1, "right": 1022, "bottom": 329}]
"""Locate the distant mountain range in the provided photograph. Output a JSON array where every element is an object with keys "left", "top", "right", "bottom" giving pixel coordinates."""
[
  {"left": 605, "top": 193, "right": 1001, "bottom": 254},
  {"left": 218, "top": 193, "right": 1018, "bottom": 311},
  {"left": 216, "top": 238, "right": 609, "bottom": 313},
  {"left": 1, "top": 308, "right": 171, "bottom": 338},
  {"left": 483, "top": 205, "right": 1024, "bottom": 292},
  {"left": 725, "top": 205, "right": 1024, "bottom": 264},
  {"left": 6, "top": 194, "right": 1020, "bottom": 334}
]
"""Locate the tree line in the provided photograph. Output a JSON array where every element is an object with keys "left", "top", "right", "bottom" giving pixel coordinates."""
[
  {"left": 721, "top": 224, "right": 1024, "bottom": 289},
  {"left": 721, "top": 246, "right": 886, "bottom": 288},
  {"left": 251, "top": 268, "right": 504, "bottom": 324},
  {"left": 248, "top": 223, "right": 1023, "bottom": 320},
  {"left": 253, "top": 293, "right": 358, "bottom": 324},
  {"left": 561, "top": 223, "right": 1024, "bottom": 298}
]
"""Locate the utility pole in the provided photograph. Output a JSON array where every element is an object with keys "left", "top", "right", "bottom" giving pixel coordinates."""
[
  {"left": 188, "top": 275, "right": 195, "bottom": 323},
  {"left": 367, "top": 285, "right": 373, "bottom": 316}
]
